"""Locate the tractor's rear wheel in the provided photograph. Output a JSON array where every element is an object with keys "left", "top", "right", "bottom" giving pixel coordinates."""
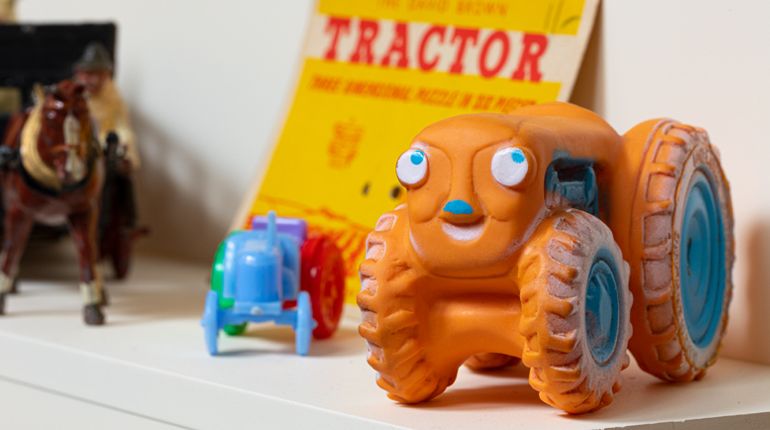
[
  {"left": 301, "top": 235, "right": 345, "bottom": 340},
  {"left": 626, "top": 122, "right": 734, "bottom": 382}
]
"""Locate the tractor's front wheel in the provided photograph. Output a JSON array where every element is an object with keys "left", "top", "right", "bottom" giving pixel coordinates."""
[
  {"left": 518, "top": 210, "right": 632, "bottom": 414},
  {"left": 358, "top": 209, "right": 456, "bottom": 404},
  {"left": 295, "top": 291, "right": 314, "bottom": 356},
  {"left": 202, "top": 291, "right": 221, "bottom": 355}
]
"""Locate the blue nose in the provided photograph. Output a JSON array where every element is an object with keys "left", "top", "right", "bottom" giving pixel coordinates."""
[{"left": 443, "top": 200, "right": 473, "bottom": 215}]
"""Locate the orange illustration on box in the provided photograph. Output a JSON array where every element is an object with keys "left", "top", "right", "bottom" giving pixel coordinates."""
[{"left": 357, "top": 102, "right": 734, "bottom": 413}]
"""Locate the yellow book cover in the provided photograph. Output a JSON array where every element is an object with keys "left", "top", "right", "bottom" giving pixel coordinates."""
[{"left": 235, "top": 0, "right": 600, "bottom": 304}]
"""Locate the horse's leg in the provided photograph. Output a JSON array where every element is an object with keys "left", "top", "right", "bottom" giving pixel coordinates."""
[
  {"left": 68, "top": 203, "right": 106, "bottom": 325},
  {"left": 0, "top": 206, "right": 34, "bottom": 315}
]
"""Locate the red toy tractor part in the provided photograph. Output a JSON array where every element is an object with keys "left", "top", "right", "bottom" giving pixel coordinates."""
[{"left": 301, "top": 235, "right": 345, "bottom": 340}]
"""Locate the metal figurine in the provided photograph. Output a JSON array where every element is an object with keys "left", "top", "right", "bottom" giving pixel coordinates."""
[
  {"left": 74, "top": 43, "right": 142, "bottom": 278},
  {"left": 74, "top": 42, "right": 140, "bottom": 169},
  {"left": 0, "top": 80, "right": 107, "bottom": 325}
]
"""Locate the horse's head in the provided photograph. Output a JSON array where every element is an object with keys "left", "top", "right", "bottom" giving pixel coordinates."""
[{"left": 39, "top": 80, "right": 93, "bottom": 185}]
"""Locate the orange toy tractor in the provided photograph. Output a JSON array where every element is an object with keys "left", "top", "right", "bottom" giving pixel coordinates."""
[{"left": 357, "top": 102, "right": 733, "bottom": 414}]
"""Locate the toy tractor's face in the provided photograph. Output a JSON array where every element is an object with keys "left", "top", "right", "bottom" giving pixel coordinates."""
[{"left": 397, "top": 114, "right": 545, "bottom": 278}]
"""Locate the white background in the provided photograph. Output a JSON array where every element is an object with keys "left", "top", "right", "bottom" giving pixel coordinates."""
[
  {"left": 15, "top": 1, "right": 770, "bottom": 365},
  {"left": 569, "top": 2, "right": 770, "bottom": 368}
]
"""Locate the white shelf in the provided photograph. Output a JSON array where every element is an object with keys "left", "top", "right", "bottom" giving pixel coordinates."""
[{"left": 0, "top": 253, "right": 769, "bottom": 430}]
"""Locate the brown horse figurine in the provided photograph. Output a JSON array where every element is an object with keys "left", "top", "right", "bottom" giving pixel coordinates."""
[{"left": 0, "top": 80, "right": 107, "bottom": 325}]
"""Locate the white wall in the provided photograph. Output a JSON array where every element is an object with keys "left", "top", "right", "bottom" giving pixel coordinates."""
[
  {"left": 18, "top": 0, "right": 315, "bottom": 262},
  {"left": 570, "top": 2, "right": 770, "bottom": 365},
  {"left": 16, "top": 1, "right": 770, "bottom": 364}
]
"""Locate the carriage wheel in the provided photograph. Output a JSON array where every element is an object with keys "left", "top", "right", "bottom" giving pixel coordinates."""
[
  {"left": 301, "top": 235, "right": 345, "bottom": 339},
  {"left": 295, "top": 291, "right": 314, "bottom": 356},
  {"left": 112, "top": 229, "right": 131, "bottom": 279}
]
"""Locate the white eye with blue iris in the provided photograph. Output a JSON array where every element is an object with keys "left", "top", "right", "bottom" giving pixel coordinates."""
[
  {"left": 492, "top": 147, "right": 529, "bottom": 187},
  {"left": 396, "top": 149, "right": 428, "bottom": 185}
]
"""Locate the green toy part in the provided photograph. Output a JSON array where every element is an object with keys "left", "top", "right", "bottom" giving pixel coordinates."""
[{"left": 210, "top": 239, "right": 247, "bottom": 336}]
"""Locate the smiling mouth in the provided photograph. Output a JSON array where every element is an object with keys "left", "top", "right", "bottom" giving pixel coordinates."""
[{"left": 441, "top": 221, "right": 485, "bottom": 242}]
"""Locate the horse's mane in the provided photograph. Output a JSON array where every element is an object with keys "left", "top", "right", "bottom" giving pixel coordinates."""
[
  {"left": 19, "top": 83, "right": 94, "bottom": 191},
  {"left": 20, "top": 90, "right": 62, "bottom": 190}
]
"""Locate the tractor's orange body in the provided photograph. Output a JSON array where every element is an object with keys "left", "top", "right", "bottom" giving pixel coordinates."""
[{"left": 358, "top": 102, "right": 734, "bottom": 413}]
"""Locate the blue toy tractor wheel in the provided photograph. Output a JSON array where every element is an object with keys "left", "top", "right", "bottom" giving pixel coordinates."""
[
  {"left": 202, "top": 291, "right": 221, "bottom": 355},
  {"left": 585, "top": 255, "right": 622, "bottom": 365},
  {"left": 680, "top": 169, "right": 725, "bottom": 350},
  {"left": 295, "top": 291, "right": 313, "bottom": 356}
]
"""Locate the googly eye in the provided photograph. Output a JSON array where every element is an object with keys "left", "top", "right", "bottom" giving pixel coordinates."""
[
  {"left": 396, "top": 149, "right": 428, "bottom": 185},
  {"left": 492, "top": 147, "right": 529, "bottom": 187}
]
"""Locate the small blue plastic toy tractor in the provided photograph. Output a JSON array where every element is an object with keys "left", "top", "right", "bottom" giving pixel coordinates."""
[{"left": 201, "top": 211, "right": 345, "bottom": 356}]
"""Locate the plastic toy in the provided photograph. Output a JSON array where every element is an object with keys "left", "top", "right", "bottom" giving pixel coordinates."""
[
  {"left": 357, "top": 102, "right": 733, "bottom": 413},
  {"left": 0, "top": 80, "right": 108, "bottom": 325},
  {"left": 202, "top": 211, "right": 345, "bottom": 355}
]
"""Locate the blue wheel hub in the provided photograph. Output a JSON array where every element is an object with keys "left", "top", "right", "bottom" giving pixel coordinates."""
[
  {"left": 585, "top": 251, "right": 621, "bottom": 366},
  {"left": 295, "top": 291, "right": 314, "bottom": 356},
  {"left": 202, "top": 290, "right": 221, "bottom": 355},
  {"left": 680, "top": 169, "right": 725, "bottom": 349}
]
